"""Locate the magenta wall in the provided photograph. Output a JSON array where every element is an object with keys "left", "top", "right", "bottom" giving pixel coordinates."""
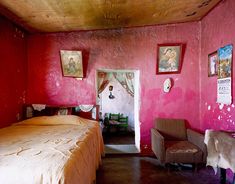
[
  {"left": 0, "top": 16, "right": 27, "bottom": 128},
  {"left": 27, "top": 22, "right": 200, "bottom": 154},
  {"left": 200, "top": 0, "right": 235, "bottom": 131}
]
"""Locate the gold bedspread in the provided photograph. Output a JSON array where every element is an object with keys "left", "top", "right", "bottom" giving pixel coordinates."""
[{"left": 0, "top": 115, "right": 104, "bottom": 184}]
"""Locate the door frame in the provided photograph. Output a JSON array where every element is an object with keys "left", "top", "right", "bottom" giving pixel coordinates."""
[{"left": 96, "top": 69, "right": 140, "bottom": 151}]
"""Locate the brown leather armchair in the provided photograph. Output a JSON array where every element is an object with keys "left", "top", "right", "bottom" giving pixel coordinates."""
[{"left": 151, "top": 118, "right": 207, "bottom": 169}]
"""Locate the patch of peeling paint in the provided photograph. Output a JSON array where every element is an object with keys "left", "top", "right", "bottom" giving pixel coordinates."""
[
  {"left": 219, "top": 104, "right": 224, "bottom": 110},
  {"left": 56, "top": 82, "right": 60, "bottom": 87}
]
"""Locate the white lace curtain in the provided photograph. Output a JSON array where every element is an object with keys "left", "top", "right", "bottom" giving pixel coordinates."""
[
  {"left": 97, "top": 71, "right": 135, "bottom": 97},
  {"left": 97, "top": 72, "right": 113, "bottom": 94},
  {"left": 113, "top": 72, "right": 134, "bottom": 97}
]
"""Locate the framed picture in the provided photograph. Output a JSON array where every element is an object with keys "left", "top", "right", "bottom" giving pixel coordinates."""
[
  {"left": 156, "top": 43, "right": 183, "bottom": 74},
  {"left": 208, "top": 51, "right": 218, "bottom": 77},
  {"left": 60, "top": 50, "right": 84, "bottom": 78},
  {"left": 218, "top": 44, "right": 233, "bottom": 79}
]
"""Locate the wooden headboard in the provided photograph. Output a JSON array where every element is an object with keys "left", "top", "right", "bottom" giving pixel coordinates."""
[{"left": 23, "top": 105, "right": 99, "bottom": 121}]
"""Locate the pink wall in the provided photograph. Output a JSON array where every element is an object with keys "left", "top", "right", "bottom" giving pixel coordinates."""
[
  {"left": 200, "top": 0, "right": 235, "bottom": 131},
  {"left": 27, "top": 22, "right": 200, "bottom": 154},
  {"left": 0, "top": 16, "right": 27, "bottom": 128}
]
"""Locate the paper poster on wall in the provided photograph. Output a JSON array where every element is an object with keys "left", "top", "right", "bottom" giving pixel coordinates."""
[
  {"left": 217, "top": 44, "right": 233, "bottom": 104},
  {"left": 217, "top": 78, "right": 232, "bottom": 104}
]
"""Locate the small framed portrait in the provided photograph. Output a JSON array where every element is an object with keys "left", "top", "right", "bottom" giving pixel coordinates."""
[
  {"left": 208, "top": 51, "right": 218, "bottom": 77},
  {"left": 156, "top": 43, "right": 183, "bottom": 74},
  {"left": 60, "top": 50, "right": 84, "bottom": 78}
]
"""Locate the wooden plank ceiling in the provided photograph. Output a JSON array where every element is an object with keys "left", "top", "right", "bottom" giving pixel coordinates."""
[{"left": 0, "top": 0, "right": 221, "bottom": 33}]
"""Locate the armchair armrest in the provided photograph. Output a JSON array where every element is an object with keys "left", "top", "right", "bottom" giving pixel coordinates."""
[
  {"left": 187, "top": 129, "right": 207, "bottom": 163},
  {"left": 151, "top": 128, "right": 165, "bottom": 164}
]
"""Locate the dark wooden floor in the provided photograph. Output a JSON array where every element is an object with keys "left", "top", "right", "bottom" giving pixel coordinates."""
[
  {"left": 96, "top": 156, "right": 221, "bottom": 184},
  {"left": 103, "top": 132, "right": 135, "bottom": 145}
]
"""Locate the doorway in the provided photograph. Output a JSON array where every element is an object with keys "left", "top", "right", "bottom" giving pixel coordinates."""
[{"left": 96, "top": 69, "right": 140, "bottom": 153}]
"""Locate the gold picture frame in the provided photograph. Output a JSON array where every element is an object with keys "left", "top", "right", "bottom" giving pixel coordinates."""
[{"left": 60, "top": 50, "right": 83, "bottom": 78}]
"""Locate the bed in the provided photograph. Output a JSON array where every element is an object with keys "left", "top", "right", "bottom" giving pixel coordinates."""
[{"left": 0, "top": 115, "right": 104, "bottom": 184}]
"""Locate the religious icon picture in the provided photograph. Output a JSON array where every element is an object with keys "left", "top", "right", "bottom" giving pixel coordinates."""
[
  {"left": 208, "top": 51, "right": 218, "bottom": 77},
  {"left": 60, "top": 50, "right": 84, "bottom": 78},
  {"left": 156, "top": 43, "right": 183, "bottom": 74},
  {"left": 218, "top": 44, "right": 233, "bottom": 79}
]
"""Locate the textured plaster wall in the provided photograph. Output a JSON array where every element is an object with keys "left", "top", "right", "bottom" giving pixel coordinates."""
[
  {"left": 200, "top": 0, "right": 235, "bottom": 131},
  {"left": 100, "top": 77, "right": 135, "bottom": 130},
  {"left": 0, "top": 16, "right": 27, "bottom": 128},
  {"left": 27, "top": 22, "right": 200, "bottom": 154}
]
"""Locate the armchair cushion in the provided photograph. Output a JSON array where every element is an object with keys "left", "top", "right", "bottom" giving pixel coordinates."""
[{"left": 165, "top": 141, "right": 203, "bottom": 163}]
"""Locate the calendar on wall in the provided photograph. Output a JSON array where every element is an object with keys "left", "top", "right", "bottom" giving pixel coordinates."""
[{"left": 217, "top": 44, "right": 233, "bottom": 105}]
